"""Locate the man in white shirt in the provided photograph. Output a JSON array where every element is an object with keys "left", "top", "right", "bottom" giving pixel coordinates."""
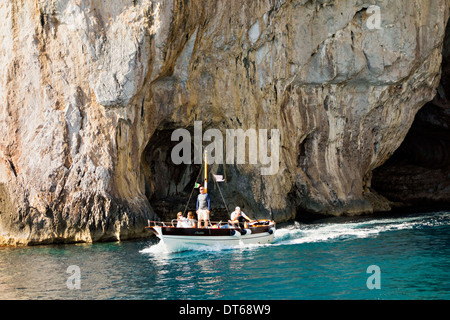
[{"left": 229, "top": 207, "right": 254, "bottom": 229}]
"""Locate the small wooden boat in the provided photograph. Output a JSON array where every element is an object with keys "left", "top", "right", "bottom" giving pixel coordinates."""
[
  {"left": 146, "top": 150, "right": 276, "bottom": 251},
  {"left": 146, "top": 220, "right": 276, "bottom": 251}
]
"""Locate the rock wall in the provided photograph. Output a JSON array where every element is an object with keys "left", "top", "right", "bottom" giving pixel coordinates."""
[
  {"left": 0, "top": 0, "right": 449, "bottom": 245},
  {"left": 372, "top": 14, "right": 450, "bottom": 208}
]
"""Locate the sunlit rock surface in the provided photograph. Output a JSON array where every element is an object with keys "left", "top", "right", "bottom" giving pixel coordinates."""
[{"left": 0, "top": 0, "right": 449, "bottom": 245}]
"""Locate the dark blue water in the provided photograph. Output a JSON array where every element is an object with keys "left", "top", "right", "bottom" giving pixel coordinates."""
[{"left": 1, "top": 211, "right": 449, "bottom": 299}]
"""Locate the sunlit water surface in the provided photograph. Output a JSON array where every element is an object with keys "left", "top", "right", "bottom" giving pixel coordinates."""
[{"left": 1, "top": 211, "right": 449, "bottom": 299}]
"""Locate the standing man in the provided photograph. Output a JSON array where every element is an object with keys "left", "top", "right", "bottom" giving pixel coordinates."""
[{"left": 196, "top": 187, "right": 211, "bottom": 228}]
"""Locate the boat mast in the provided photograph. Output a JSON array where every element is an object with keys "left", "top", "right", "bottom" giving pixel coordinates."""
[{"left": 204, "top": 150, "right": 207, "bottom": 193}]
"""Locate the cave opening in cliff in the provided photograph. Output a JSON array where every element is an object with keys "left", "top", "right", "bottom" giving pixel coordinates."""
[
  {"left": 141, "top": 122, "right": 202, "bottom": 220},
  {"left": 371, "top": 18, "right": 450, "bottom": 211},
  {"left": 141, "top": 122, "right": 235, "bottom": 221}
]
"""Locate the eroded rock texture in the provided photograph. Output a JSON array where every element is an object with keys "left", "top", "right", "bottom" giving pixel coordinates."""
[
  {"left": 0, "top": 0, "right": 449, "bottom": 245},
  {"left": 372, "top": 14, "right": 450, "bottom": 208}
]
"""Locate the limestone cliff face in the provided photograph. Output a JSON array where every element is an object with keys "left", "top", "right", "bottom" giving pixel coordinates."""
[
  {"left": 372, "top": 15, "right": 450, "bottom": 208},
  {"left": 0, "top": 0, "right": 449, "bottom": 245}
]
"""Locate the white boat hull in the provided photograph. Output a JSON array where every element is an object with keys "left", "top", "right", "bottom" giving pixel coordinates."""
[{"left": 150, "top": 225, "right": 275, "bottom": 252}]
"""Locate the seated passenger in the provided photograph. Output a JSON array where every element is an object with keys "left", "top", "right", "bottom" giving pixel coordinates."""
[
  {"left": 186, "top": 211, "right": 196, "bottom": 228},
  {"left": 229, "top": 207, "right": 253, "bottom": 229},
  {"left": 176, "top": 212, "right": 187, "bottom": 228}
]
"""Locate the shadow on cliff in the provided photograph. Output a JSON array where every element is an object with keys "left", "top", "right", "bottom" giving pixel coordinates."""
[
  {"left": 140, "top": 121, "right": 234, "bottom": 222},
  {"left": 372, "top": 17, "right": 450, "bottom": 211},
  {"left": 141, "top": 122, "right": 200, "bottom": 221}
]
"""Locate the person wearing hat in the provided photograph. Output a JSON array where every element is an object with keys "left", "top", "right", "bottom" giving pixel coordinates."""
[{"left": 229, "top": 206, "right": 254, "bottom": 229}]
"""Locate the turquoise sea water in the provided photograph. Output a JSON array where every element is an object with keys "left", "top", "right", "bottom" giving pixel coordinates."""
[{"left": 0, "top": 211, "right": 449, "bottom": 300}]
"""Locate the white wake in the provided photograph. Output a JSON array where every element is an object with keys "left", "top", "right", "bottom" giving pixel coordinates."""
[{"left": 140, "top": 211, "right": 450, "bottom": 254}]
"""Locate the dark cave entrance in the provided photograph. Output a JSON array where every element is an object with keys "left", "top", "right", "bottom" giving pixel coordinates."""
[
  {"left": 371, "top": 18, "right": 450, "bottom": 210},
  {"left": 141, "top": 122, "right": 202, "bottom": 221},
  {"left": 141, "top": 122, "right": 231, "bottom": 221}
]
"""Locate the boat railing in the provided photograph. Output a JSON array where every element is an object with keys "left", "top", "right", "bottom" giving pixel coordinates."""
[
  {"left": 147, "top": 219, "right": 275, "bottom": 229},
  {"left": 147, "top": 220, "right": 225, "bottom": 228}
]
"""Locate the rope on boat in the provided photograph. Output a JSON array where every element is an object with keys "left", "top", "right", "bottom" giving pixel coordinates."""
[
  {"left": 181, "top": 154, "right": 231, "bottom": 219},
  {"left": 213, "top": 173, "right": 231, "bottom": 218},
  {"left": 182, "top": 161, "right": 204, "bottom": 217}
]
